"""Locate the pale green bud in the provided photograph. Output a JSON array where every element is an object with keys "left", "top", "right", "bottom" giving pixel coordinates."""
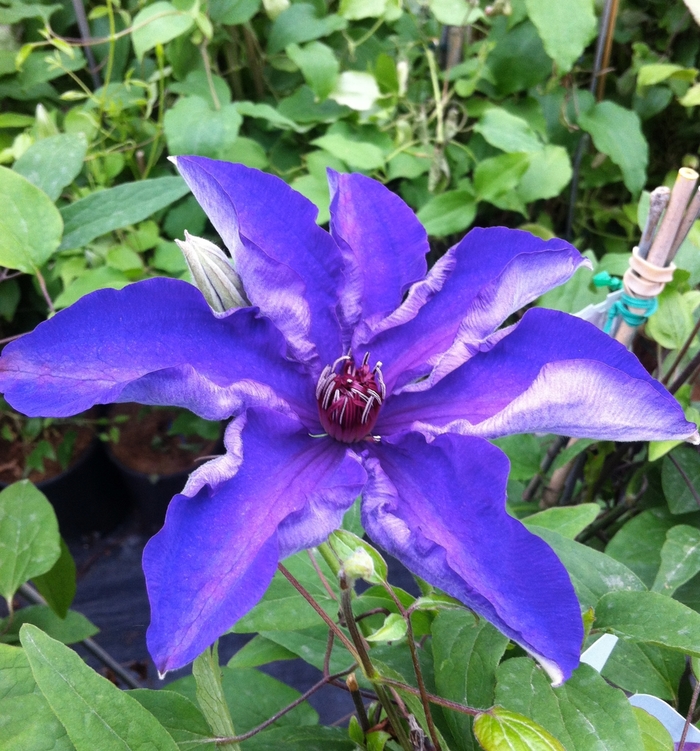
[
  {"left": 175, "top": 231, "right": 249, "bottom": 313},
  {"left": 341, "top": 547, "right": 375, "bottom": 582}
]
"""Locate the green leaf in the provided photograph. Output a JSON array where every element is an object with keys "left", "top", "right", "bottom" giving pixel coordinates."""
[
  {"left": 531, "top": 527, "right": 645, "bottom": 610},
  {"left": 13, "top": 134, "right": 87, "bottom": 201},
  {"left": 129, "top": 689, "right": 211, "bottom": 751},
  {"left": 429, "top": 0, "right": 483, "bottom": 24},
  {"left": 234, "top": 101, "right": 301, "bottom": 131},
  {"left": 595, "top": 590, "right": 700, "bottom": 656},
  {"left": 286, "top": 42, "right": 339, "bottom": 100},
  {"left": 328, "top": 528, "right": 388, "bottom": 583},
  {"left": 646, "top": 288, "right": 694, "bottom": 350},
  {"left": 633, "top": 707, "right": 673, "bottom": 751},
  {"left": 0, "top": 481, "right": 60, "bottom": 607},
  {"left": 54, "top": 266, "right": 131, "bottom": 309},
  {"left": 0, "top": 166, "right": 63, "bottom": 273},
  {"left": 365, "top": 613, "right": 407, "bottom": 642},
  {"left": 637, "top": 63, "right": 697, "bottom": 88},
  {"left": 662, "top": 446, "right": 700, "bottom": 514},
  {"left": 474, "top": 152, "right": 531, "bottom": 206},
  {"left": 257, "top": 625, "right": 353, "bottom": 675},
  {"left": 578, "top": 102, "right": 648, "bottom": 194},
  {"left": 494, "top": 659, "right": 643, "bottom": 750},
  {"left": 601, "top": 640, "right": 684, "bottom": 701},
  {"left": 605, "top": 508, "right": 678, "bottom": 586},
  {"left": 652, "top": 524, "right": 700, "bottom": 595},
  {"left": 209, "top": 0, "right": 260, "bottom": 24},
  {"left": 0, "top": 606, "right": 98, "bottom": 645},
  {"left": 267, "top": 4, "right": 347, "bottom": 55},
  {"left": 473, "top": 707, "right": 565, "bottom": 751},
  {"left": 192, "top": 644, "right": 236, "bottom": 742},
  {"left": 290, "top": 173, "right": 331, "bottom": 224},
  {"left": 0, "top": 643, "right": 37, "bottom": 698},
  {"left": 31, "top": 539, "right": 76, "bottom": 619},
  {"left": 164, "top": 97, "right": 243, "bottom": 158},
  {"left": 416, "top": 190, "right": 476, "bottom": 237},
  {"left": 131, "top": 1, "right": 195, "bottom": 61},
  {"left": 517, "top": 145, "right": 572, "bottom": 202},
  {"left": 492, "top": 434, "right": 543, "bottom": 481},
  {"left": 0, "top": 113, "right": 36, "bottom": 128},
  {"left": 233, "top": 550, "right": 338, "bottom": 632},
  {"left": 486, "top": 21, "right": 552, "bottom": 96},
  {"left": 59, "top": 176, "right": 190, "bottom": 250},
  {"left": 523, "top": 504, "right": 599, "bottom": 539},
  {"left": 474, "top": 108, "right": 542, "bottom": 153},
  {"left": 432, "top": 610, "right": 508, "bottom": 751},
  {"left": 339, "top": 0, "right": 386, "bottom": 20},
  {"left": 170, "top": 70, "right": 232, "bottom": 108},
  {"left": 524, "top": 0, "right": 596, "bottom": 72},
  {"left": 312, "top": 133, "right": 385, "bottom": 170},
  {"left": 169, "top": 666, "right": 318, "bottom": 733},
  {"left": 537, "top": 252, "right": 605, "bottom": 313},
  {"left": 20, "top": 624, "right": 180, "bottom": 751},
  {"left": 0, "top": 693, "right": 76, "bottom": 750},
  {"left": 227, "top": 635, "right": 297, "bottom": 669},
  {"left": 243, "top": 726, "right": 353, "bottom": 751}
]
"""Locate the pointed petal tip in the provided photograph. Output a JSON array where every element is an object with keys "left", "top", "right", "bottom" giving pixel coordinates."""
[
  {"left": 157, "top": 668, "right": 168, "bottom": 681},
  {"left": 167, "top": 155, "right": 178, "bottom": 167},
  {"left": 687, "top": 430, "right": 700, "bottom": 445}
]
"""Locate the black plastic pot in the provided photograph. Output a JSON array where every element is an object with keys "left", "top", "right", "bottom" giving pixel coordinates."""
[
  {"left": 1, "top": 440, "right": 132, "bottom": 539},
  {"left": 106, "top": 454, "right": 191, "bottom": 534}
]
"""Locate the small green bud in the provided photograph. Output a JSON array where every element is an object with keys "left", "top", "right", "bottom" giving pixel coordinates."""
[
  {"left": 175, "top": 231, "right": 249, "bottom": 313},
  {"left": 341, "top": 547, "right": 375, "bottom": 582}
]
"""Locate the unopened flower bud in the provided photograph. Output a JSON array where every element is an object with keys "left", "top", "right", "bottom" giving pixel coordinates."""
[
  {"left": 341, "top": 547, "right": 375, "bottom": 582},
  {"left": 262, "top": 0, "right": 289, "bottom": 19},
  {"left": 175, "top": 231, "right": 249, "bottom": 313}
]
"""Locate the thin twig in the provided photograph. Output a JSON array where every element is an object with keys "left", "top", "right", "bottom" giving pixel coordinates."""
[
  {"left": 211, "top": 666, "right": 357, "bottom": 744},
  {"left": 307, "top": 549, "right": 337, "bottom": 601},
  {"left": 679, "top": 677, "right": 700, "bottom": 751},
  {"left": 669, "top": 349, "right": 700, "bottom": 394},
  {"left": 34, "top": 269, "right": 55, "bottom": 314},
  {"left": 323, "top": 629, "right": 334, "bottom": 678},
  {"left": 383, "top": 585, "right": 442, "bottom": 751},
  {"left": 522, "top": 435, "right": 569, "bottom": 501},
  {"left": 0, "top": 333, "right": 25, "bottom": 346},
  {"left": 347, "top": 673, "right": 371, "bottom": 732},
  {"left": 377, "top": 677, "right": 479, "bottom": 717},
  {"left": 668, "top": 454, "right": 700, "bottom": 508},
  {"left": 277, "top": 563, "right": 355, "bottom": 654},
  {"left": 663, "top": 315, "right": 700, "bottom": 385}
]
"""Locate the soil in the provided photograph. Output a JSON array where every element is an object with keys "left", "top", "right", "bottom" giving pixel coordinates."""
[
  {"left": 107, "top": 403, "right": 221, "bottom": 476},
  {"left": 0, "top": 410, "right": 96, "bottom": 485}
]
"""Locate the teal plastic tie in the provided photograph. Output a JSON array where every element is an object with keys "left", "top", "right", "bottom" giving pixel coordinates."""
[
  {"left": 593, "top": 271, "right": 623, "bottom": 291},
  {"left": 603, "top": 293, "right": 658, "bottom": 334}
]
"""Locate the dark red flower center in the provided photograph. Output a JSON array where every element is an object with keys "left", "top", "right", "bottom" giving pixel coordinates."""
[{"left": 316, "top": 353, "right": 386, "bottom": 443}]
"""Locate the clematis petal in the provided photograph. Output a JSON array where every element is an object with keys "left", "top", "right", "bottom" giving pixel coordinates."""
[
  {"left": 174, "top": 156, "right": 343, "bottom": 368},
  {"left": 379, "top": 307, "right": 697, "bottom": 442},
  {"left": 362, "top": 432, "right": 582, "bottom": 685},
  {"left": 144, "top": 408, "right": 366, "bottom": 674},
  {"left": 353, "top": 227, "right": 587, "bottom": 392},
  {"left": 0, "top": 278, "right": 317, "bottom": 424},
  {"left": 327, "top": 170, "right": 429, "bottom": 342}
]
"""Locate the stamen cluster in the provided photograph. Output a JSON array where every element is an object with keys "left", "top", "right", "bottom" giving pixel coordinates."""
[{"left": 316, "top": 353, "right": 386, "bottom": 443}]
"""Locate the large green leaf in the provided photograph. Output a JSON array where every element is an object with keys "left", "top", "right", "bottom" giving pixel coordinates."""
[
  {"left": 517, "top": 145, "right": 572, "bottom": 202},
  {"left": 168, "top": 666, "right": 318, "bottom": 733},
  {"left": 131, "top": 1, "right": 195, "bottom": 60},
  {"left": 633, "top": 707, "right": 673, "bottom": 751},
  {"left": 605, "top": 508, "right": 678, "bottom": 586},
  {"left": 286, "top": 41, "right": 339, "bottom": 100},
  {"left": 416, "top": 190, "right": 476, "bottom": 237},
  {"left": 0, "top": 166, "right": 63, "bottom": 273},
  {"left": 59, "top": 176, "right": 190, "bottom": 250},
  {"left": 257, "top": 626, "right": 352, "bottom": 675},
  {"left": 0, "top": 481, "right": 60, "bottom": 607},
  {"left": 20, "top": 624, "right": 180, "bottom": 751},
  {"left": 129, "top": 689, "right": 211, "bottom": 751},
  {"left": 164, "top": 96, "right": 243, "bottom": 158},
  {"left": 652, "top": 524, "right": 700, "bottom": 595},
  {"left": 0, "top": 605, "right": 98, "bottom": 645},
  {"left": 0, "top": 643, "right": 75, "bottom": 749},
  {"left": 13, "top": 133, "right": 87, "bottom": 201},
  {"left": 32, "top": 538, "right": 77, "bottom": 619},
  {"left": 244, "top": 726, "right": 354, "bottom": 751},
  {"left": 646, "top": 288, "right": 695, "bottom": 350},
  {"left": 474, "top": 108, "right": 542, "bottom": 153},
  {"left": 662, "top": 446, "right": 700, "bottom": 514},
  {"left": 267, "top": 4, "right": 347, "bottom": 54},
  {"left": 524, "top": 0, "right": 596, "bottom": 72},
  {"left": 227, "top": 635, "right": 297, "bottom": 669},
  {"left": 473, "top": 707, "right": 564, "bottom": 751},
  {"left": 311, "top": 133, "right": 385, "bottom": 170},
  {"left": 532, "top": 527, "right": 645, "bottom": 610},
  {"left": 523, "top": 504, "right": 600, "bottom": 540},
  {"left": 578, "top": 101, "right": 648, "bottom": 194},
  {"left": 432, "top": 610, "right": 509, "bottom": 751},
  {"left": 494, "top": 659, "right": 643, "bottom": 750},
  {"left": 594, "top": 590, "right": 700, "bottom": 656},
  {"left": 474, "top": 152, "right": 530, "bottom": 207},
  {"left": 601, "top": 640, "right": 684, "bottom": 701}
]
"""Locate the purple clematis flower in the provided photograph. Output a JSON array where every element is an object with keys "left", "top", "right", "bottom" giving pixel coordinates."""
[{"left": 0, "top": 158, "right": 696, "bottom": 686}]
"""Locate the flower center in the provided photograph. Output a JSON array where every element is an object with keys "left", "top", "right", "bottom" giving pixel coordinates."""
[{"left": 315, "top": 353, "right": 386, "bottom": 443}]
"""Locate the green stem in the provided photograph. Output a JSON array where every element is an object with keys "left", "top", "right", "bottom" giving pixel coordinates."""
[
  {"left": 192, "top": 642, "right": 241, "bottom": 751},
  {"left": 316, "top": 541, "right": 341, "bottom": 578}
]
